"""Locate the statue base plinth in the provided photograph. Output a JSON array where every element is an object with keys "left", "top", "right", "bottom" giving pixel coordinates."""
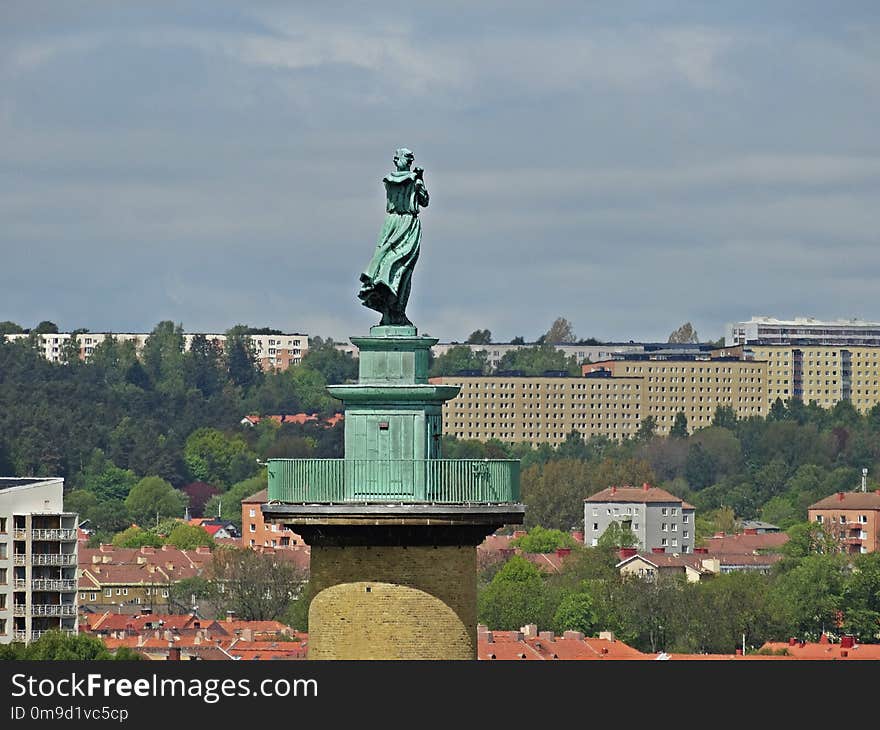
[{"left": 370, "top": 324, "right": 417, "bottom": 337}]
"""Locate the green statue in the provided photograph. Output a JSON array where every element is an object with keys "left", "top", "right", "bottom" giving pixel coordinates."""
[{"left": 358, "top": 147, "right": 429, "bottom": 327}]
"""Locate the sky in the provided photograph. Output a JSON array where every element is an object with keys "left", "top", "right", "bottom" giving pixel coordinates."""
[{"left": 1, "top": 2, "right": 878, "bottom": 345}]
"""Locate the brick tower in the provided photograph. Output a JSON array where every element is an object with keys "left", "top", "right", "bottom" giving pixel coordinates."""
[{"left": 262, "top": 324, "right": 524, "bottom": 659}]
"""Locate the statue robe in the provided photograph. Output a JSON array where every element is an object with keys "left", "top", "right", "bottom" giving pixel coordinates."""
[{"left": 358, "top": 171, "right": 429, "bottom": 326}]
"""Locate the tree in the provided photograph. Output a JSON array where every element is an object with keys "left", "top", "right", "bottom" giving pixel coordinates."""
[
  {"left": 511, "top": 526, "right": 577, "bottom": 553},
  {"left": 77, "top": 449, "right": 138, "bottom": 502},
  {"left": 521, "top": 459, "right": 593, "bottom": 530},
  {"left": 466, "top": 329, "right": 492, "bottom": 345},
  {"left": 553, "top": 589, "right": 598, "bottom": 635},
  {"left": 299, "top": 338, "right": 358, "bottom": 384},
  {"left": 510, "top": 336, "right": 525, "bottom": 345},
  {"left": 711, "top": 406, "right": 738, "bottom": 430},
  {"left": 0, "top": 321, "right": 24, "bottom": 335},
  {"left": 183, "top": 428, "right": 257, "bottom": 489},
  {"left": 543, "top": 317, "right": 577, "bottom": 344},
  {"left": 429, "top": 345, "right": 489, "bottom": 377},
  {"left": 636, "top": 416, "right": 658, "bottom": 442},
  {"left": 669, "top": 411, "right": 689, "bottom": 438},
  {"left": 596, "top": 521, "right": 639, "bottom": 549},
  {"left": 203, "top": 473, "right": 267, "bottom": 528},
  {"left": 32, "top": 320, "right": 59, "bottom": 335},
  {"left": 165, "top": 523, "right": 214, "bottom": 550},
  {"left": 112, "top": 526, "right": 163, "bottom": 548},
  {"left": 180, "top": 482, "right": 221, "bottom": 518},
  {"left": 22, "top": 630, "right": 112, "bottom": 660},
  {"left": 477, "top": 556, "right": 550, "bottom": 630},
  {"left": 142, "top": 320, "right": 185, "bottom": 387},
  {"left": 667, "top": 322, "right": 698, "bottom": 344},
  {"left": 684, "top": 442, "right": 717, "bottom": 489},
  {"left": 495, "top": 344, "right": 579, "bottom": 376},
  {"left": 208, "top": 547, "right": 306, "bottom": 621},
  {"left": 224, "top": 325, "right": 261, "bottom": 389},
  {"left": 124, "top": 476, "right": 187, "bottom": 526}
]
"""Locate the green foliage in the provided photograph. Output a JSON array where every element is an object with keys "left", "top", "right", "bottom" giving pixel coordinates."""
[
  {"left": 112, "top": 526, "right": 163, "bottom": 548},
  {"left": 77, "top": 449, "right": 138, "bottom": 502},
  {"left": 521, "top": 459, "right": 593, "bottom": 530},
  {"left": 299, "top": 338, "right": 358, "bottom": 384},
  {"left": 669, "top": 411, "right": 689, "bottom": 438},
  {"left": 19, "top": 630, "right": 112, "bottom": 660},
  {"left": 466, "top": 329, "right": 492, "bottom": 344},
  {"left": 495, "top": 344, "right": 579, "bottom": 376},
  {"left": 553, "top": 590, "right": 597, "bottom": 634},
  {"left": 429, "top": 345, "right": 489, "bottom": 377},
  {"left": 224, "top": 325, "right": 262, "bottom": 389},
  {"left": 184, "top": 427, "right": 257, "bottom": 489},
  {"left": 0, "top": 321, "right": 24, "bottom": 335},
  {"left": 203, "top": 472, "right": 267, "bottom": 527},
  {"left": 511, "top": 526, "right": 577, "bottom": 553},
  {"left": 33, "top": 320, "right": 59, "bottom": 335},
  {"left": 165, "top": 523, "right": 214, "bottom": 550},
  {"left": 596, "top": 521, "right": 639, "bottom": 549},
  {"left": 478, "top": 556, "right": 550, "bottom": 630},
  {"left": 124, "top": 476, "right": 187, "bottom": 527}
]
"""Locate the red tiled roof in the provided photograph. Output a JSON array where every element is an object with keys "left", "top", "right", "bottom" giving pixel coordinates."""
[
  {"left": 700, "top": 532, "right": 789, "bottom": 554},
  {"left": 585, "top": 485, "right": 691, "bottom": 505},
  {"left": 809, "top": 491, "right": 880, "bottom": 510}
]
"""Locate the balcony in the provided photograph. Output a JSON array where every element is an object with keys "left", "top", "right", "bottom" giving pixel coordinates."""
[
  {"left": 29, "top": 629, "right": 76, "bottom": 641},
  {"left": 31, "top": 604, "right": 77, "bottom": 617},
  {"left": 31, "top": 529, "right": 77, "bottom": 541},
  {"left": 13, "top": 605, "right": 27, "bottom": 616},
  {"left": 12, "top": 529, "right": 26, "bottom": 540},
  {"left": 13, "top": 555, "right": 26, "bottom": 565},
  {"left": 31, "top": 554, "right": 77, "bottom": 566},
  {"left": 13, "top": 579, "right": 27, "bottom": 590},
  {"left": 267, "top": 458, "right": 520, "bottom": 504},
  {"left": 31, "top": 578, "right": 77, "bottom": 591},
  {"left": 12, "top": 631, "right": 27, "bottom": 643}
]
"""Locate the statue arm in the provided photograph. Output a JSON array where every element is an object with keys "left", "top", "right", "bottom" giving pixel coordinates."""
[{"left": 416, "top": 179, "right": 429, "bottom": 208}]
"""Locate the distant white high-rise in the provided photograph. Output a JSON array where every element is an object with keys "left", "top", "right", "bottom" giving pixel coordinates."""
[
  {"left": 0, "top": 478, "right": 78, "bottom": 644},
  {"left": 726, "top": 316, "right": 880, "bottom": 347}
]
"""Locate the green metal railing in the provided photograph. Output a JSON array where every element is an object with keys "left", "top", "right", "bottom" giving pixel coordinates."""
[{"left": 267, "top": 458, "right": 520, "bottom": 504}]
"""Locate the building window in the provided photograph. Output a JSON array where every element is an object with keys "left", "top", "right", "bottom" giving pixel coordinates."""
[
  {"left": 671, "top": 523, "right": 677, "bottom": 532},
  {"left": 104, "top": 589, "right": 111, "bottom": 597},
  {"left": 661, "top": 523, "right": 668, "bottom": 531},
  {"left": 816, "top": 515, "right": 823, "bottom": 524},
  {"left": 91, "top": 593, "right": 96, "bottom": 601},
  {"left": 661, "top": 538, "right": 668, "bottom": 547},
  {"left": 249, "top": 509, "right": 256, "bottom": 518},
  {"left": 683, "top": 531, "right": 689, "bottom": 539},
  {"left": 661, "top": 508, "right": 668, "bottom": 516},
  {"left": 250, "top": 524, "right": 256, "bottom": 533},
  {"left": 682, "top": 515, "right": 689, "bottom": 523},
  {"left": 162, "top": 590, "right": 169, "bottom": 598}
]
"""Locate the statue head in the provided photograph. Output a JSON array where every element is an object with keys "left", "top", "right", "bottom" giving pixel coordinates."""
[{"left": 393, "top": 147, "right": 414, "bottom": 171}]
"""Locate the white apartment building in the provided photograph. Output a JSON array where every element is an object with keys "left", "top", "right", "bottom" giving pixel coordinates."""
[
  {"left": 4, "top": 332, "right": 309, "bottom": 371},
  {"left": 726, "top": 317, "right": 880, "bottom": 347},
  {"left": 0, "top": 478, "right": 78, "bottom": 644}
]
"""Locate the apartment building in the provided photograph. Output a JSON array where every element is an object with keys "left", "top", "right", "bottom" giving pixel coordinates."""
[
  {"left": 4, "top": 331, "right": 309, "bottom": 372},
  {"left": 807, "top": 490, "right": 880, "bottom": 554},
  {"left": 584, "top": 484, "right": 696, "bottom": 554},
  {"left": 241, "top": 489, "right": 305, "bottom": 548},
  {"left": 726, "top": 316, "right": 880, "bottom": 348},
  {"left": 747, "top": 343, "right": 880, "bottom": 413},
  {"left": 430, "top": 350, "right": 765, "bottom": 444},
  {"left": 0, "top": 478, "right": 78, "bottom": 644}
]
